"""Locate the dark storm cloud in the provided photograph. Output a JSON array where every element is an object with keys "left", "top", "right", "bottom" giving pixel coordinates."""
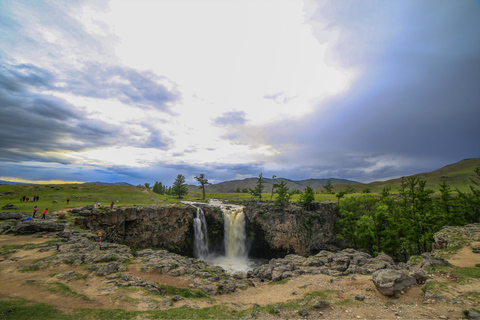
[
  {"left": 212, "top": 111, "right": 247, "bottom": 126},
  {"left": 0, "top": 59, "right": 175, "bottom": 163},
  {"left": 63, "top": 63, "right": 180, "bottom": 112},
  {"left": 253, "top": 0, "right": 480, "bottom": 182}
]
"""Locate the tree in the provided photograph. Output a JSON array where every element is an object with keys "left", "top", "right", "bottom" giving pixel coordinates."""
[
  {"left": 457, "top": 167, "right": 480, "bottom": 222},
  {"left": 144, "top": 183, "right": 150, "bottom": 189},
  {"left": 249, "top": 173, "right": 266, "bottom": 200},
  {"left": 171, "top": 174, "right": 188, "bottom": 198},
  {"left": 299, "top": 186, "right": 315, "bottom": 210},
  {"left": 152, "top": 181, "right": 164, "bottom": 195},
  {"left": 336, "top": 190, "right": 346, "bottom": 204},
  {"left": 273, "top": 180, "right": 290, "bottom": 206},
  {"left": 323, "top": 180, "right": 333, "bottom": 194},
  {"left": 270, "top": 175, "right": 277, "bottom": 201},
  {"left": 194, "top": 174, "right": 210, "bottom": 200}
]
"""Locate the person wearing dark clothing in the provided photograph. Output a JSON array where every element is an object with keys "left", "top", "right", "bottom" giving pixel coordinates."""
[
  {"left": 111, "top": 201, "right": 114, "bottom": 209},
  {"left": 67, "top": 199, "right": 69, "bottom": 204},
  {"left": 22, "top": 196, "right": 25, "bottom": 202}
]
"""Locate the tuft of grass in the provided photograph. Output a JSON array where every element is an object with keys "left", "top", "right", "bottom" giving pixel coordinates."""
[
  {"left": 304, "top": 289, "right": 336, "bottom": 300},
  {"left": 268, "top": 279, "right": 290, "bottom": 285},
  {"left": 46, "top": 282, "right": 90, "bottom": 300}
]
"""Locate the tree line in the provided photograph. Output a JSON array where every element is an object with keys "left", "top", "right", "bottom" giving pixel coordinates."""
[{"left": 336, "top": 168, "right": 480, "bottom": 261}]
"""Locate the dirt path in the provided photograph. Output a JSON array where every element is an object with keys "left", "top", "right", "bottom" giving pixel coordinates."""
[{"left": 449, "top": 241, "right": 480, "bottom": 267}]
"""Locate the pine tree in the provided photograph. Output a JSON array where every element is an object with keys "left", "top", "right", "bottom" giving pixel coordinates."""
[
  {"left": 249, "top": 173, "right": 266, "bottom": 200},
  {"left": 273, "top": 180, "right": 290, "bottom": 206},
  {"left": 171, "top": 174, "right": 188, "bottom": 198},
  {"left": 299, "top": 186, "right": 315, "bottom": 210}
]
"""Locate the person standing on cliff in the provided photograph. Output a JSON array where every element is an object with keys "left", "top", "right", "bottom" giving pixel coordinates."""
[
  {"left": 33, "top": 206, "right": 38, "bottom": 218},
  {"left": 110, "top": 201, "right": 114, "bottom": 209},
  {"left": 42, "top": 208, "right": 48, "bottom": 219}
]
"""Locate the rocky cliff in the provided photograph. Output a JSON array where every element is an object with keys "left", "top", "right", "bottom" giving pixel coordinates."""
[
  {"left": 244, "top": 202, "right": 338, "bottom": 258},
  {"left": 74, "top": 205, "right": 224, "bottom": 257},
  {"left": 72, "top": 201, "right": 338, "bottom": 259}
]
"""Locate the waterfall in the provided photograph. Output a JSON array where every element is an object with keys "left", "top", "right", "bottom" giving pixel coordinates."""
[
  {"left": 183, "top": 200, "right": 252, "bottom": 273},
  {"left": 193, "top": 206, "right": 209, "bottom": 260},
  {"left": 222, "top": 207, "right": 247, "bottom": 259}
]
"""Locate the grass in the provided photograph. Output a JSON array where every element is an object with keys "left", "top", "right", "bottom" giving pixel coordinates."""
[
  {"left": 46, "top": 282, "right": 90, "bottom": 300},
  {"left": 303, "top": 289, "right": 336, "bottom": 300},
  {"left": 268, "top": 279, "right": 290, "bottom": 285},
  {"left": 0, "top": 299, "right": 235, "bottom": 319}
]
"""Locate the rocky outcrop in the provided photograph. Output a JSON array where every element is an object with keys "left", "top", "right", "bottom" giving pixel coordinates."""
[
  {"left": 244, "top": 202, "right": 338, "bottom": 258},
  {"left": 73, "top": 205, "right": 224, "bottom": 256},
  {"left": 248, "top": 248, "right": 395, "bottom": 281},
  {"left": 433, "top": 223, "right": 480, "bottom": 250},
  {"left": 372, "top": 269, "right": 416, "bottom": 296},
  {"left": 9, "top": 220, "right": 67, "bottom": 234},
  {"left": 0, "top": 212, "right": 24, "bottom": 220}
]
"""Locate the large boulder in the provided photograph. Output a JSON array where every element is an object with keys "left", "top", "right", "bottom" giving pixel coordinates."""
[
  {"left": 419, "top": 253, "right": 449, "bottom": 269},
  {"left": 372, "top": 269, "right": 416, "bottom": 296},
  {"left": 0, "top": 212, "right": 24, "bottom": 220},
  {"left": 11, "top": 221, "right": 66, "bottom": 234}
]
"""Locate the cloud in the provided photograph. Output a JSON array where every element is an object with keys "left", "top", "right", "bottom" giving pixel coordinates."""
[
  {"left": 263, "top": 92, "right": 297, "bottom": 105},
  {"left": 0, "top": 59, "right": 177, "bottom": 164},
  {"left": 212, "top": 111, "right": 247, "bottom": 127},
  {"left": 62, "top": 63, "right": 180, "bottom": 112},
  {"left": 240, "top": 0, "right": 480, "bottom": 182}
]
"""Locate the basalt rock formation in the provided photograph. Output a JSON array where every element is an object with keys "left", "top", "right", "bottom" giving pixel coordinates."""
[
  {"left": 72, "top": 202, "right": 339, "bottom": 259},
  {"left": 73, "top": 205, "right": 224, "bottom": 257},
  {"left": 243, "top": 202, "right": 338, "bottom": 259}
]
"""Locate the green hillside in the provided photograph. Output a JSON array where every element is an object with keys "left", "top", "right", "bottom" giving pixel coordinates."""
[
  {"left": 0, "top": 184, "right": 176, "bottom": 213},
  {"left": 356, "top": 158, "right": 480, "bottom": 194}
]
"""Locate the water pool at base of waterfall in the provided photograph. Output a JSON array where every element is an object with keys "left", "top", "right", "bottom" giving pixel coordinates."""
[{"left": 207, "top": 256, "right": 267, "bottom": 274}]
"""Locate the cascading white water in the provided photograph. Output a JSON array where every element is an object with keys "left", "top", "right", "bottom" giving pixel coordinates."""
[
  {"left": 183, "top": 200, "right": 254, "bottom": 273},
  {"left": 222, "top": 207, "right": 247, "bottom": 259},
  {"left": 193, "top": 206, "right": 209, "bottom": 260}
]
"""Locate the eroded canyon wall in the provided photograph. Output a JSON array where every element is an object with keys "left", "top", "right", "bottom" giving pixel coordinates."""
[{"left": 74, "top": 202, "right": 338, "bottom": 258}]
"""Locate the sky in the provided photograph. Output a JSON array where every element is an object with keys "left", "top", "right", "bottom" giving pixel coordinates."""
[{"left": 0, "top": 0, "right": 479, "bottom": 186}]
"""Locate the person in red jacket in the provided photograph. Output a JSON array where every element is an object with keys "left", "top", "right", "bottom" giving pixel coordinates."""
[{"left": 42, "top": 208, "right": 48, "bottom": 220}]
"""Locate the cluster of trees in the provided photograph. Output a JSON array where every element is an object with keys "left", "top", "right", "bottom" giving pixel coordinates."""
[
  {"left": 149, "top": 174, "right": 210, "bottom": 199},
  {"left": 336, "top": 168, "right": 480, "bottom": 261}
]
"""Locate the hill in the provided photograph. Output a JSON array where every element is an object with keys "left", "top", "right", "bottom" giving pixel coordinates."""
[
  {"left": 187, "top": 177, "right": 361, "bottom": 193},
  {"left": 357, "top": 158, "right": 480, "bottom": 193},
  {"left": 84, "top": 181, "right": 133, "bottom": 186}
]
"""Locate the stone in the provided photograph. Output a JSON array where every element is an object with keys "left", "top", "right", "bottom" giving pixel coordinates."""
[
  {"left": 172, "top": 295, "right": 184, "bottom": 302},
  {"left": 419, "top": 253, "right": 449, "bottom": 269},
  {"left": 0, "top": 212, "right": 23, "bottom": 220},
  {"left": 376, "top": 252, "right": 396, "bottom": 267},
  {"left": 408, "top": 267, "right": 427, "bottom": 284},
  {"left": 95, "top": 262, "right": 127, "bottom": 276},
  {"left": 355, "top": 295, "right": 365, "bottom": 301},
  {"left": 299, "top": 308, "right": 309, "bottom": 317},
  {"left": 372, "top": 269, "right": 416, "bottom": 296},
  {"left": 313, "top": 300, "right": 330, "bottom": 309},
  {"left": 11, "top": 221, "right": 66, "bottom": 234}
]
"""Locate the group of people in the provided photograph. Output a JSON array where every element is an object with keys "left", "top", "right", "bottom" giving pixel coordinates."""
[
  {"left": 32, "top": 206, "right": 48, "bottom": 219},
  {"left": 21, "top": 195, "right": 40, "bottom": 202}
]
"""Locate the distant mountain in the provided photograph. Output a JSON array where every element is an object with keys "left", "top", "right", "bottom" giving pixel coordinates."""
[
  {"left": 0, "top": 180, "right": 28, "bottom": 185},
  {"left": 84, "top": 181, "right": 133, "bottom": 186},
  {"left": 187, "top": 177, "right": 361, "bottom": 193}
]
